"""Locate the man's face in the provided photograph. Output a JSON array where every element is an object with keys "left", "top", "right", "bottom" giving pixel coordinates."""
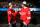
[
  {"left": 21, "top": 4, "right": 24, "bottom": 8},
  {"left": 10, "top": 5, "right": 13, "bottom": 8},
  {"left": 14, "top": 4, "right": 16, "bottom": 7}
]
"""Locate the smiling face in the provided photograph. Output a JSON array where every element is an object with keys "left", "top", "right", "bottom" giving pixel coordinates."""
[
  {"left": 21, "top": 4, "right": 25, "bottom": 8},
  {"left": 10, "top": 4, "right": 13, "bottom": 8}
]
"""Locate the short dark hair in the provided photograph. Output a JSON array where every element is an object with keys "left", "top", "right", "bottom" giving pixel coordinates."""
[{"left": 23, "top": 4, "right": 27, "bottom": 7}]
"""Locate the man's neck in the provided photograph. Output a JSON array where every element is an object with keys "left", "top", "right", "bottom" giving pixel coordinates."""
[
  {"left": 23, "top": 6, "right": 27, "bottom": 9},
  {"left": 9, "top": 7, "right": 13, "bottom": 9}
]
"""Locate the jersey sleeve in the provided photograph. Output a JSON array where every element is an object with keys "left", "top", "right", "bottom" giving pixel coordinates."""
[
  {"left": 24, "top": 8, "right": 31, "bottom": 25},
  {"left": 19, "top": 8, "right": 22, "bottom": 15},
  {"left": 8, "top": 16, "right": 11, "bottom": 23},
  {"left": 7, "top": 10, "right": 11, "bottom": 23}
]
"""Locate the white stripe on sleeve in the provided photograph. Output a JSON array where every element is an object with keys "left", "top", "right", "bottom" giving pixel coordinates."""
[{"left": 27, "top": 17, "right": 31, "bottom": 19}]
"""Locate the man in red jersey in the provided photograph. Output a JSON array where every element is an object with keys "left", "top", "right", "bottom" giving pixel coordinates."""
[
  {"left": 19, "top": 1, "right": 31, "bottom": 27},
  {"left": 7, "top": 3, "right": 17, "bottom": 27}
]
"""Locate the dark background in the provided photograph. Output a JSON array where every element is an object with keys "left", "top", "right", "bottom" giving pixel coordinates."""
[
  {"left": 0, "top": 0, "right": 40, "bottom": 8},
  {"left": 0, "top": 11, "right": 40, "bottom": 24}
]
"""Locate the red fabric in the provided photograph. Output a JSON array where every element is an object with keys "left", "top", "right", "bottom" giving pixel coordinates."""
[
  {"left": 16, "top": 12, "right": 20, "bottom": 15},
  {"left": 12, "top": 13, "right": 17, "bottom": 23},
  {"left": 20, "top": 7, "right": 31, "bottom": 25},
  {"left": 7, "top": 8, "right": 16, "bottom": 23},
  {"left": 16, "top": 12, "right": 20, "bottom": 19}
]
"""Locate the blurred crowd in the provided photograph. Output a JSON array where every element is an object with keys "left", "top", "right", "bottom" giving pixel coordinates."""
[{"left": 0, "top": 1, "right": 36, "bottom": 8}]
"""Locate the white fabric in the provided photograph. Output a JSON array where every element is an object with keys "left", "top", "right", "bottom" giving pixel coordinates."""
[
  {"left": 23, "top": 1, "right": 26, "bottom": 4},
  {"left": 8, "top": 11, "right": 11, "bottom": 14},
  {"left": 23, "top": 22, "right": 27, "bottom": 25},
  {"left": 9, "top": 3, "right": 12, "bottom": 6},
  {"left": 23, "top": 22, "right": 26, "bottom": 24},
  {"left": 9, "top": 23, "right": 12, "bottom": 27},
  {"left": 27, "top": 17, "right": 31, "bottom": 19}
]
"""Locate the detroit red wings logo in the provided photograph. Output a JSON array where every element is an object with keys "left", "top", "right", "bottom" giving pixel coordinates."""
[
  {"left": 20, "top": 12, "right": 26, "bottom": 15},
  {"left": 8, "top": 11, "right": 11, "bottom": 14}
]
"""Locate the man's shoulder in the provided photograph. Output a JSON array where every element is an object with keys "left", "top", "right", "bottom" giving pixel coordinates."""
[
  {"left": 26, "top": 7, "right": 29, "bottom": 9},
  {"left": 26, "top": 7, "right": 30, "bottom": 10}
]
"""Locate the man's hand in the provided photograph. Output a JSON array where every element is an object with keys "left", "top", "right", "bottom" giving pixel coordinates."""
[
  {"left": 9, "top": 23, "right": 10, "bottom": 25},
  {"left": 15, "top": 10, "right": 18, "bottom": 13}
]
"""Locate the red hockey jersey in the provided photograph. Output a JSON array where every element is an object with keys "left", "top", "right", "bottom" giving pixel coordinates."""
[
  {"left": 19, "top": 7, "right": 31, "bottom": 25},
  {"left": 7, "top": 8, "right": 16, "bottom": 23}
]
